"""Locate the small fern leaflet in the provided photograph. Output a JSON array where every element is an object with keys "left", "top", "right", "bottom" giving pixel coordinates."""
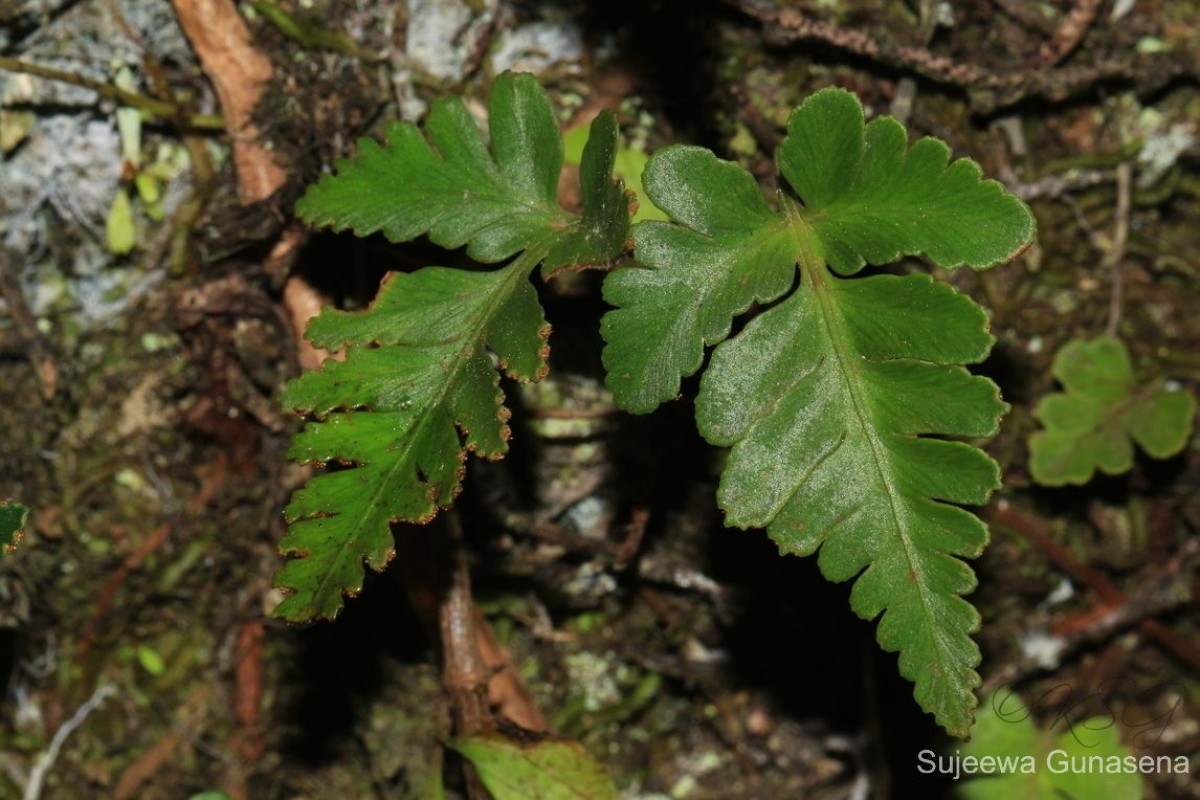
[{"left": 280, "top": 73, "right": 628, "bottom": 621}]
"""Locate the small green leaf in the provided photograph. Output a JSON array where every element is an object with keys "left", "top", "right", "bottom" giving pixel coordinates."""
[
  {"left": 601, "top": 86, "right": 1034, "bottom": 736},
  {"left": 136, "top": 644, "right": 166, "bottom": 676},
  {"left": 453, "top": 730, "right": 617, "bottom": 800},
  {"left": 955, "top": 692, "right": 1143, "bottom": 800},
  {"left": 564, "top": 123, "right": 665, "bottom": 222},
  {"left": 1029, "top": 336, "right": 1196, "bottom": 486},
  {"left": 1, "top": 500, "right": 29, "bottom": 555},
  {"left": 1, "top": 109, "right": 35, "bottom": 152}
]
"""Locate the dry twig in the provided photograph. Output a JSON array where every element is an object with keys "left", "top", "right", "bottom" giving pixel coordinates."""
[
  {"left": 1035, "top": 0, "right": 1102, "bottom": 67},
  {"left": 0, "top": 248, "right": 58, "bottom": 399},
  {"left": 984, "top": 500, "right": 1200, "bottom": 679},
  {"left": 0, "top": 56, "right": 224, "bottom": 130},
  {"left": 989, "top": 0, "right": 1060, "bottom": 36}
]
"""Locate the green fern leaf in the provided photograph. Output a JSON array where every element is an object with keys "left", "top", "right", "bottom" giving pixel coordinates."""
[
  {"left": 1029, "top": 336, "right": 1196, "bottom": 486},
  {"left": 601, "top": 146, "right": 800, "bottom": 413},
  {"left": 280, "top": 74, "right": 628, "bottom": 621},
  {"left": 541, "top": 111, "right": 631, "bottom": 277},
  {"left": 601, "top": 87, "right": 1034, "bottom": 736}
]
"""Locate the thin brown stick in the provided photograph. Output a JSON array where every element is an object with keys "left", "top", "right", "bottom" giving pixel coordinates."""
[
  {"left": 1034, "top": 0, "right": 1101, "bottom": 67},
  {"left": 1009, "top": 168, "right": 1111, "bottom": 201},
  {"left": 0, "top": 55, "right": 224, "bottom": 130},
  {"left": 989, "top": 0, "right": 1060, "bottom": 36},
  {"left": 400, "top": 514, "right": 548, "bottom": 799},
  {"left": 74, "top": 524, "right": 173, "bottom": 667},
  {"left": 436, "top": 514, "right": 492, "bottom": 800},
  {"left": 438, "top": 513, "right": 492, "bottom": 737}
]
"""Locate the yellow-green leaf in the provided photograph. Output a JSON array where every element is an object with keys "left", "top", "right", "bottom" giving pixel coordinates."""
[
  {"left": 106, "top": 190, "right": 136, "bottom": 255},
  {"left": 453, "top": 731, "right": 617, "bottom": 800},
  {"left": 1029, "top": 336, "right": 1196, "bottom": 485}
]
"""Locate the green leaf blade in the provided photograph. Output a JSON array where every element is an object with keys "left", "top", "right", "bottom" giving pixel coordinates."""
[
  {"left": 281, "top": 71, "right": 634, "bottom": 622},
  {"left": 778, "top": 87, "right": 1035, "bottom": 274},
  {"left": 601, "top": 85, "right": 1032, "bottom": 737},
  {"left": 488, "top": 71, "right": 563, "bottom": 210},
  {"left": 1029, "top": 335, "right": 1195, "bottom": 486},
  {"left": 956, "top": 693, "right": 1145, "bottom": 800},
  {"left": 697, "top": 271, "right": 1005, "bottom": 737},
  {"left": 275, "top": 264, "right": 546, "bottom": 621},
  {"left": 1130, "top": 384, "right": 1196, "bottom": 458}
]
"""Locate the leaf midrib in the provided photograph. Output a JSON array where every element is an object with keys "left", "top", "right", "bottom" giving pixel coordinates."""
[{"left": 789, "top": 206, "right": 949, "bottom": 676}]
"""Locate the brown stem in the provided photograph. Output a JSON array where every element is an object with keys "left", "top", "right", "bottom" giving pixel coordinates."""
[
  {"left": 398, "top": 515, "right": 490, "bottom": 800},
  {"left": 400, "top": 511, "right": 551, "bottom": 799},
  {"left": 438, "top": 512, "right": 493, "bottom": 737},
  {"left": 989, "top": 0, "right": 1060, "bottom": 36}
]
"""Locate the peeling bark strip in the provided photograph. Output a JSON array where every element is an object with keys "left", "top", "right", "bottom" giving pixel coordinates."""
[{"left": 172, "top": 0, "right": 286, "bottom": 203}]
